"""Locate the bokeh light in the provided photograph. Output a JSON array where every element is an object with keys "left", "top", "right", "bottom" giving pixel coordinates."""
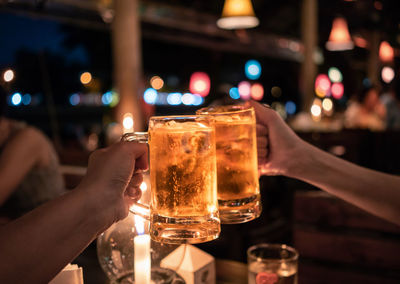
[
  {"left": 245, "top": 60, "right": 262, "bottom": 80},
  {"left": 379, "top": 41, "right": 394, "bottom": 62},
  {"left": 3, "top": 69, "right": 14, "bottom": 82},
  {"left": 11, "top": 93, "right": 22, "bottom": 106},
  {"left": 285, "top": 101, "right": 296, "bottom": 115},
  {"left": 189, "top": 72, "right": 210, "bottom": 97},
  {"left": 109, "top": 91, "right": 120, "bottom": 107},
  {"left": 271, "top": 86, "right": 282, "bottom": 98},
  {"left": 22, "top": 94, "right": 31, "bottom": 105},
  {"left": 381, "top": 66, "right": 395, "bottom": 83},
  {"left": 315, "top": 74, "right": 331, "bottom": 98},
  {"left": 328, "top": 67, "right": 343, "bottom": 83},
  {"left": 238, "top": 81, "right": 251, "bottom": 100},
  {"left": 123, "top": 113, "right": 134, "bottom": 132},
  {"left": 150, "top": 76, "right": 164, "bottom": 90},
  {"left": 102, "top": 91, "right": 113, "bottom": 105},
  {"left": 322, "top": 98, "right": 333, "bottom": 114},
  {"left": 229, "top": 87, "right": 240, "bottom": 100},
  {"left": 69, "top": 93, "right": 80, "bottom": 106},
  {"left": 80, "top": 72, "right": 92, "bottom": 85},
  {"left": 167, "top": 92, "right": 182, "bottom": 105},
  {"left": 182, "top": 93, "right": 195, "bottom": 105},
  {"left": 271, "top": 102, "right": 287, "bottom": 119},
  {"left": 331, "top": 82, "right": 344, "bottom": 99},
  {"left": 192, "top": 94, "right": 204, "bottom": 106},
  {"left": 143, "top": 88, "right": 158, "bottom": 104},
  {"left": 311, "top": 98, "right": 322, "bottom": 121},
  {"left": 250, "top": 83, "right": 264, "bottom": 101}
]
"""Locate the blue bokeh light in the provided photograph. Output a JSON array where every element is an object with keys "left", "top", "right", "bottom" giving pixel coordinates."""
[
  {"left": 167, "top": 92, "right": 182, "bottom": 105},
  {"left": 245, "top": 60, "right": 261, "bottom": 80},
  {"left": 11, "top": 93, "right": 22, "bottom": 106},
  {"left": 144, "top": 88, "right": 158, "bottom": 105},
  {"left": 102, "top": 91, "right": 113, "bottom": 105},
  {"left": 229, "top": 87, "right": 240, "bottom": 99},
  {"left": 22, "top": 94, "right": 31, "bottom": 105},
  {"left": 192, "top": 94, "right": 204, "bottom": 106},
  {"left": 69, "top": 93, "right": 80, "bottom": 106},
  {"left": 285, "top": 101, "right": 296, "bottom": 115}
]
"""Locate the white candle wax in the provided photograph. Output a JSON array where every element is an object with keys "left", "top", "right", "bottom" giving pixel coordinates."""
[{"left": 134, "top": 234, "right": 151, "bottom": 284}]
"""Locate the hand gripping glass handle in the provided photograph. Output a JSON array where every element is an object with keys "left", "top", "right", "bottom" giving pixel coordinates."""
[{"left": 121, "top": 132, "right": 150, "bottom": 220}]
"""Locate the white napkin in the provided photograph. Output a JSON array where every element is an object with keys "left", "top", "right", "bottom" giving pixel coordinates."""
[{"left": 49, "top": 263, "right": 83, "bottom": 284}]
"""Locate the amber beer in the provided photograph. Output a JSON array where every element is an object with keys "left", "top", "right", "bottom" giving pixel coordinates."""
[
  {"left": 148, "top": 116, "right": 220, "bottom": 243},
  {"left": 197, "top": 104, "right": 261, "bottom": 223}
]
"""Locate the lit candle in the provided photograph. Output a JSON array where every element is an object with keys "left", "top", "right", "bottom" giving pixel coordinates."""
[{"left": 134, "top": 234, "right": 151, "bottom": 284}]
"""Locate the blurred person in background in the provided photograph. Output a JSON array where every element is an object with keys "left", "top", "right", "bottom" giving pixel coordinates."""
[
  {"left": 0, "top": 85, "right": 65, "bottom": 223},
  {"left": 380, "top": 78, "right": 400, "bottom": 130},
  {"left": 344, "top": 85, "right": 386, "bottom": 131}
]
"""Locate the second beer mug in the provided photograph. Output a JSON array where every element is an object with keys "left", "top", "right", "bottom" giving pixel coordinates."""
[
  {"left": 197, "top": 104, "right": 262, "bottom": 224},
  {"left": 123, "top": 115, "right": 221, "bottom": 244}
]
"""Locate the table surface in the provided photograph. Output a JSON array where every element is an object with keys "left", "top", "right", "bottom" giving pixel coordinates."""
[{"left": 216, "top": 259, "right": 247, "bottom": 284}]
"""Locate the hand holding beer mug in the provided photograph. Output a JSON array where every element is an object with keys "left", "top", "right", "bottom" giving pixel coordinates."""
[
  {"left": 197, "top": 104, "right": 261, "bottom": 224},
  {"left": 123, "top": 115, "right": 221, "bottom": 244}
]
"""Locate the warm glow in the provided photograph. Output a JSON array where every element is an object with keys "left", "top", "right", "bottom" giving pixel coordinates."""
[
  {"left": 315, "top": 74, "right": 331, "bottom": 98},
  {"left": 250, "top": 83, "right": 264, "bottom": 100},
  {"left": 381, "top": 66, "right": 395, "bottom": 83},
  {"left": 140, "top": 181, "right": 148, "bottom": 192},
  {"left": 189, "top": 72, "right": 210, "bottom": 97},
  {"left": 326, "top": 17, "right": 354, "bottom": 51},
  {"left": 80, "top": 72, "right": 92, "bottom": 85},
  {"left": 328, "top": 67, "right": 343, "bottom": 83},
  {"left": 3, "top": 69, "right": 14, "bottom": 82},
  {"left": 311, "top": 104, "right": 322, "bottom": 117},
  {"left": 353, "top": 35, "right": 368, "bottom": 48},
  {"left": 331, "top": 83, "right": 344, "bottom": 99},
  {"left": 181, "top": 93, "right": 195, "bottom": 105},
  {"left": 379, "top": 41, "right": 394, "bottom": 62},
  {"left": 150, "top": 76, "right": 164, "bottom": 90},
  {"left": 123, "top": 113, "right": 134, "bottom": 132},
  {"left": 322, "top": 98, "right": 333, "bottom": 112},
  {"left": 238, "top": 81, "right": 251, "bottom": 100},
  {"left": 217, "top": 0, "right": 259, "bottom": 30}
]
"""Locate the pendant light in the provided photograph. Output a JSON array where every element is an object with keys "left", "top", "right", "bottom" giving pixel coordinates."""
[
  {"left": 217, "top": 0, "right": 259, "bottom": 30},
  {"left": 325, "top": 17, "right": 354, "bottom": 51}
]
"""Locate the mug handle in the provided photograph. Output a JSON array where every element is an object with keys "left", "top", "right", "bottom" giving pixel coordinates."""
[{"left": 121, "top": 132, "right": 150, "bottom": 221}]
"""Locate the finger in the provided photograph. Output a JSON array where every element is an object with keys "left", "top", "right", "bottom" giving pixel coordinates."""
[
  {"left": 121, "top": 142, "right": 149, "bottom": 171},
  {"left": 126, "top": 186, "right": 142, "bottom": 202},
  {"left": 129, "top": 173, "right": 144, "bottom": 188},
  {"left": 256, "top": 124, "right": 268, "bottom": 136},
  {"left": 257, "top": 136, "right": 268, "bottom": 148},
  {"left": 257, "top": 147, "right": 268, "bottom": 158}
]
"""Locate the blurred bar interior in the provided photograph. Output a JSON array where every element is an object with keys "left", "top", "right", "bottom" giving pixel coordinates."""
[{"left": 1, "top": 0, "right": 400, "bottom": 283}]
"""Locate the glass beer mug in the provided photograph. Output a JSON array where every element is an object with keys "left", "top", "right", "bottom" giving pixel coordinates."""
[
  {"left": 197, "top": 104, "right": 261, "bottom": 224},
  {"left": 122, "top": 115, "right": 221, "bottom": 244}
]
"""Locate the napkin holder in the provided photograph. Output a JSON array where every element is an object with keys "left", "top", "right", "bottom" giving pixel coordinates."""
[
  {"left": 160, "top": 244, "right": 215, "bottom": 284},
  {"left": 49, "top": 263, "right": 84, "bottom": 284}
]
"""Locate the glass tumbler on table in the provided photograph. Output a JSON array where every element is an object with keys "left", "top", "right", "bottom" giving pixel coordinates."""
[{"left": 247, "top": 243, "right": 299, "bottom": 284}]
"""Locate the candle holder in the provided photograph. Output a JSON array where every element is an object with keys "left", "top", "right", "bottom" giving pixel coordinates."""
[{"left": 97, "top": 212, "right": 186, "bottom": 284}]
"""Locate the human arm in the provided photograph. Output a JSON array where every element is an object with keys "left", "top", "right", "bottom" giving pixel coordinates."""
[
  {"left": 0, "top": 141, "right": 148, "bottom": 284},
  {"left": 0, "top": 127, "right": 49, "bottom": 205},
  {"left": 251, "top": 101, "right": 400, "bottom": 226}
]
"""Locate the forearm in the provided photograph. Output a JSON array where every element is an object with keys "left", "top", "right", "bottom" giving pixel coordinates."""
[
  {"left": 289, "top": 143, "right": 400, "bottom": 225},
  {"left": 0, "top": 187, "right": 110, "bottom": 284}
]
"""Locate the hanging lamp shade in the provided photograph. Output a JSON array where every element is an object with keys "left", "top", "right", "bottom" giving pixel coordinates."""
[
  {"left": 217, "top": 0, "right": 259, "bottom": 30},
  {"left": 379, "top": 41, "right": 394, "bottom": 62},
  {"left": 325, "top": 17, "right": 354, "bottom": 51}
]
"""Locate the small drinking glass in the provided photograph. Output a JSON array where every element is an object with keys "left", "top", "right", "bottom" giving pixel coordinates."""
[
  {"left": 247, "top": 243, "right": 299, "bottom": 284},
  {"left": 197, "top": 104, "right": 261, "bottom": 224},
  {"left": 123, "top": 115, "right": 220, "bottom": 244}
]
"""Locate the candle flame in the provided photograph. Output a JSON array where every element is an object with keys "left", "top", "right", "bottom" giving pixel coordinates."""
[{"left": 134, "top": 214, "right": 145, "bottom": 235}]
